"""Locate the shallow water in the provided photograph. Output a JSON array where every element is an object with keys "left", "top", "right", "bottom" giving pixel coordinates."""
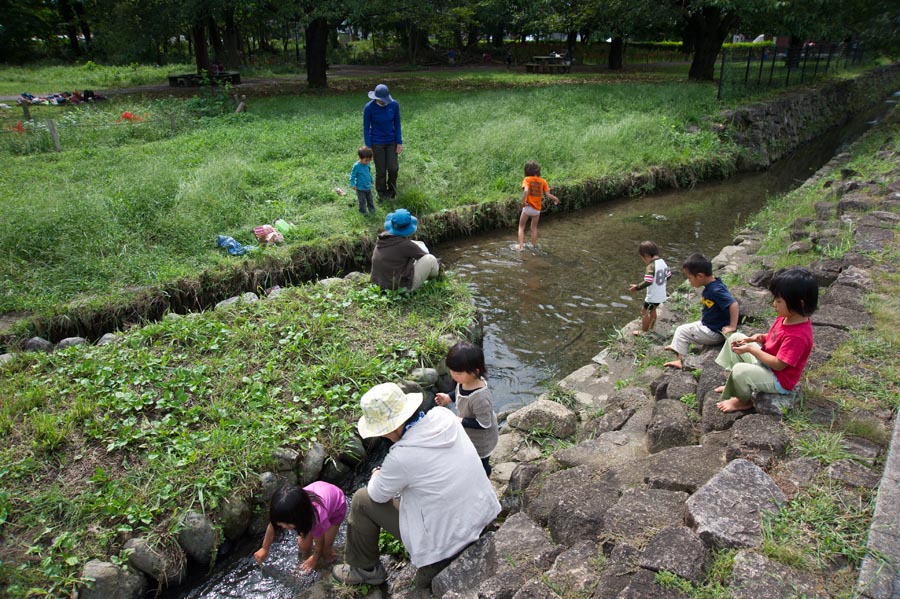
[
  {"left": 437, "top": 103, "right": 891, "bottom": 413},
  {"left": 163, "top": 98, "right": 893, "bottom": 599}
]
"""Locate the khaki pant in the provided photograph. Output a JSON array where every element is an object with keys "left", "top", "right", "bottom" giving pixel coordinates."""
[
  {"left": 411, "top": 254, "right": 440, "bottom": 290},
  {"left": 669, "top": 320, "right": 725, "bottom": 356},
  {"left": 715, "top": 332, "right": 782, "bottom": 401},
  {"left": 345, "top": 487, "right": 457, "bottom": 589}
]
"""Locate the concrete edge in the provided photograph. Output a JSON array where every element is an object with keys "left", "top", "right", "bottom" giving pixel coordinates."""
[{"left": 857, "top": 409, "right": 900, "bottom": 598}]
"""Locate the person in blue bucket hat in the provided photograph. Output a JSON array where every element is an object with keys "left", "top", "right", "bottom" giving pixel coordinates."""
[
  {"left": 363, "top": 83, "right": 403, "bottom": 202},
  {"left": 370, "top": 208, "right": 440, "bottom": 291}
]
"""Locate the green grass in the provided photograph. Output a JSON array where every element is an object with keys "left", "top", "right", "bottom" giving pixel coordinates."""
[
  {"left": 0, "top": 74, "right": 732, "bottom": 316},
  {"left": 0, "top": 61, "right": 199, "bottom": 96},
  {"left": 0, "top": 274, "right": 475, "bottom": 596}
]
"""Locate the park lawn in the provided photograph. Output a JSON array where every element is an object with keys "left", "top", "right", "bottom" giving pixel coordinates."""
[
  {"left": 0, "top": 75, "right": 732, "bottom": 317},
  {"left": 0, "top": 274, "right": 476, "bottom": 597}
]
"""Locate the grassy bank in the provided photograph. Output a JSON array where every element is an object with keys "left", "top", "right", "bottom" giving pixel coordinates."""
[
  {"left": 0, "top": 273, "right": 475, "bottom": 596},
  {"left": 0, "top": 72, "right": 730, "bottom": 321}
]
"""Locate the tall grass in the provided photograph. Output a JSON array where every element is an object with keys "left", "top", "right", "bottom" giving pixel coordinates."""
[
  {"left": 0, "top": 62, "right": 199, "bottom": 96},
  {"left": 0, "top": 80, "right": 729, "bottom": 314}
]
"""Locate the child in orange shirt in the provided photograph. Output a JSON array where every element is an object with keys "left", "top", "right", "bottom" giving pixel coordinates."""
[{"left": 517, "top": 160, "right": 559, "bottom": 251}]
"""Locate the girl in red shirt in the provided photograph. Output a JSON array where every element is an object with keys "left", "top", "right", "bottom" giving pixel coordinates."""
[{"left": 715, "top": 267, "right": 818, "bottom": 413}]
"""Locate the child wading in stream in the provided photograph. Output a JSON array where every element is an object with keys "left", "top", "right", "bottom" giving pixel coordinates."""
[
  {"left": 254, "top": 481, "right": 347, "bottom": 573},
  {"left": 714, "top": 267, "right": 818, "bottom": 413},
  {"left": 516, "top": 160, "right": 560, "bottom": 250}
]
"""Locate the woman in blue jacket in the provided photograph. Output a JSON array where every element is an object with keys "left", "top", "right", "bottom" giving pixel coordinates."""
[{"left": 363, "top": 83, "right": 403, "bottom": 200}]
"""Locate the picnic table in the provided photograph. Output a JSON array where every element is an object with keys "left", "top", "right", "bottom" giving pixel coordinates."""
[
  {"left": 167, "top": 71, "right": 241, "bottom": 87},
  {"left": 525, "top": 56, "right": 571, "bottom": 74}
]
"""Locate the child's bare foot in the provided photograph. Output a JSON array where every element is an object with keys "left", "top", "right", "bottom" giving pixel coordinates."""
[
  {"left": 716, "top": 397, "right": 753, "bottom": 413},
  {"left": 321, "top": 548, "right": 338, "bottom": 565},
  {"left": 663, "top": 360, "right": 682, "bottom": 369},
  {"left": 515, "top": 243, "right": 523, "bottom": 251},
  {"left": 714, "top": 385, "right": 725, "bottom": 394},
  {"left": 632, "top": 330, "right": 645, "bottom": 337}
]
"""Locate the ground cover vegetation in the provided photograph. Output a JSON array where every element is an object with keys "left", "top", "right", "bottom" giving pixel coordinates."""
[
  {"left": 0, "top": 73, "right": 730, "bottom": 320},
  {"left": 0, "top": 274, "right": 476, "bottom": 596}
]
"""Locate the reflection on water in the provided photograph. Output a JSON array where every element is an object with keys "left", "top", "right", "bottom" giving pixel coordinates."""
[{"left": 439, "top": 108, "right": 886, "bottom": 413}]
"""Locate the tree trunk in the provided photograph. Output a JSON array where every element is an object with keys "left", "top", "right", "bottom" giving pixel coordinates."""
[
  {"left": 566, "top": 30, "right": 576, "bottom": 62},
  {"left": 207, "top": 15, "right": 224, "bottom": 64},
  {"left": 608, "top": 36, "right": 623, "bottom": 70},
  {"left": 73, "top": 1, "right": 92, "bottom": 49},
  {"left": 687, "top": 6, "right": 736, "bottom": 81},
  {"left": 192, "top": 22, "right": 210, "bottom": 75},
  {"left": 223, "top": 7, "right": 241, "bottom": 69},
  {"left": 57, "top": 0, "right": 81, "bottom": 55},
  {"left": 465, "top": 22, "right": 479, "bottom": 49},
  {"left": 454, "top": 29, "right": 464, "bottom": 52},
  {"left": 306, "top": 17, "right": 329, "bottom": 88}
]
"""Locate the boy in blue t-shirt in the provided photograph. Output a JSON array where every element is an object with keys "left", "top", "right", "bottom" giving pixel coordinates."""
[
  {"left": 664, "top": 253, "right": 739, "bottom": 370},
  {"left": 350, "top": 146, "right": 375, "bottom": 215}
]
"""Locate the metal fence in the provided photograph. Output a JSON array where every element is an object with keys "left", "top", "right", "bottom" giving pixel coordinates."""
[{"left": 717, "top": 43, "right": 867, "bottom": 100}]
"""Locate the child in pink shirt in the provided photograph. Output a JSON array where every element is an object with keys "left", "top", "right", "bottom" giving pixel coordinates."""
[
  {"left": 714, "top": 267, "right": 818, "bottom": 412},
  {"left": 254, "top": 481, "right": 347, "bottom": 572}
]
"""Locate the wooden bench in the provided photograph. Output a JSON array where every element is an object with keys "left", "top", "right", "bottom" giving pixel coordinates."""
[
  {"left": 524, "top": 63, "right": 571, "bottom": 74},
  {"left": 167, "top": 71, "right": 241, "bottom": 87}
]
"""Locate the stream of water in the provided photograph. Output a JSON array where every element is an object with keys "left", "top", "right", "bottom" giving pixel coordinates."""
[{"left": 163, "top": 99, "right": 894, "bottom": 599}]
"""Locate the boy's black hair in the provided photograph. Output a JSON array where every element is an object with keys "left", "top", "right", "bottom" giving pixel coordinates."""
[
  {"left": 638, "top": 241, "right": 659, "bottom": 258},
  {"left": 269, "top": 484, "right": 322, "bottom": 535},
  {"left": 769, "top": 267, "right": 818, "bottom": 316},
  {"left": 358, "top": 146, "right": 374, "bottom": 159},
  {"left": 682, "top": 253, "right": 713, "bottom": 276},
  {"left": 445, "top": 340, "right": 487, "bottom": 378},
  {"left": 524, "top": 160, "right": 541, "bottom": 177}
]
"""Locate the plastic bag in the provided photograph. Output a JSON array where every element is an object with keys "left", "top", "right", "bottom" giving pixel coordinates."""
[
  {"left": 273, "top": 219, "right": 296, "bottom": 236},
  {"left": 253, "top": 225, "right": 284, "bottom": 244},
  {"left": 216, "top": 235, "right": 255, "bottom": 256}
]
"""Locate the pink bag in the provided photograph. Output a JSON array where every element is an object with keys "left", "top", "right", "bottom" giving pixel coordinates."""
[{"left": 253, "top": 225, "right": 284, "bottom": 244}]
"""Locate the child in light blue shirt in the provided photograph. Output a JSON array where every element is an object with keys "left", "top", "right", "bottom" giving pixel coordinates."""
[{"left": 350, "top": 146, "right": 375, "bottom": 215}]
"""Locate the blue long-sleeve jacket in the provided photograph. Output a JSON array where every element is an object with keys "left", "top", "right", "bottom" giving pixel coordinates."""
[
  {"left": 349, "top": 161, "right": 373, "bottom": 190},
  {"left": 363, "top": 99, "right": 402, "bottom": 147}
]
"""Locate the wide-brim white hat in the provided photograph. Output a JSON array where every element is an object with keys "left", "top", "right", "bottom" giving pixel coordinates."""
[{"left": 358, "top": 383, "right": 423, "bottom": 438}]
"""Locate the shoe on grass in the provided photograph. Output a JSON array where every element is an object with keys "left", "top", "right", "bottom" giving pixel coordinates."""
[{"left": 332, "top": 562, "right": 387, "bottom": 585}]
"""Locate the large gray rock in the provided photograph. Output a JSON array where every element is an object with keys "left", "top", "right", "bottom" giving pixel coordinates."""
[
  {"left": 639, "top": 526, "right": 707, "bottom": 583},
  {"left": 807, "top": 325, "right": 850, "bottom": 369},
  {"left": 812, "top": 303, "right": 873, "bottom": 330},
  {"left": 752, "top": 389, "right": 800, "bottom": 417},
  {"left": 477, "top": 512, "right": 563, "bottom": 599},
  {"left": 732, "top": 287, "right": 775, "bottom": 325},
  {"left": 409, "top": 367, "right": 439, "bottom": 387},
  {"left": 96, "top": 332, "right": 122, "bottom": 345},
  {"left": 771, "top": 457, "right": 822, "bottom": 495},
  {"left": 219, "top": 495, "right": 252, "bottom": 540},
  {"left": 603, "top": 488, "right": 688, "bottom": 543},
  {"left": 177, "top": 510, "right": 219, "bottom": 564},
  {"left": 662, "top": 372, "right": 698, "bottom": 402},
  {"left": 507, "top": 399, "right": 577, "bottom": 439},
  {"left": 833, "top": 266, "right": 872, "bottom": 291},
  {"left": 501, "top": 463, "right": 543, "bottom": 514},
  {"left": 592, "top": 544, "right": 641, "bottom": 599},
  {"left": 80, "top": 560, "right": 147, "bottom": 599},
  {"left": 0, "top": 353, "right": 12, "bottom": 365},
  {"left": 525, "top": 465, "right": 616, "bottom": 529},
  {"left": 510, "top": 579, "right": 561, "bottom": 599},
  {"left": 493, "top": 429, "right": 544, "bottom": 463},
  {"left": 701, "top": 391, "right": 746, "bottom": 434},
  {"left": 826, "top": 459, "right": 881, "bottom": 489},
  {"left": 257, "top": 471, "right": 280, "bottom": 504},
  {"left": 582, "top": 388, "right": 651, "bottom": 438},
  {"left": 822, "top": 283, "right": 867, "bottom": 312},
  {"left": 730, "top": 550, "right": 824, "bottom": 598},
  {"left": 431, "top": 534, "right": 496, "bottom": 598},
  {"left": 24, "top": 336, "right": 53, "bottom": 352},
  {"left": 695, "top": 354, "right": 728, "bottom": 415},
  {"left": 647, "top": 400, "right": 695, "bottom": 453},
  {"left": 124, "top": 537, "right": 186, "bottom": 585},
  {"left": 299, "top": 442, "right": 327, "bottom": 484},
  {"left": 545, "top": 469, "right": 620, "bottom": 545},
  {"left": 685, "top": 459, "right": 785, "bottom": 550},
  {"left": 553, "top": 431, "right": 648, "bottom": 472},
  {"left": 725, "top": 414, "right": 789, "bottom": 468},
  {"left": 617, "top": 568, "right": 690, "bottom": 599},
  {"left": 215, "top": 292, "right": 259, "bottom": 310},
  {"left": 542, "top": 540, "right": 604, "bottom": 597},
  {"left": 643, "top": 445, "right": 726, "bottom": 494},
  {"left": 57, "top": 336, "right": 87, "bottom": 349},
  {"left": 272, "top": 446, "right": 299, "bottom": 473}
]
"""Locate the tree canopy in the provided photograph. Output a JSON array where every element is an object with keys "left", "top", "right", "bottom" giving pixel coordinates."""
[{"left": 0, "top": 0, "right": 896, "bottom": 83}]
